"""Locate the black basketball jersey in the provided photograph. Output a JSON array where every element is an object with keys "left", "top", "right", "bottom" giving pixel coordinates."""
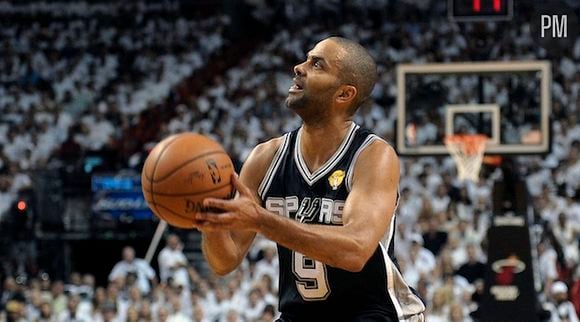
[{"left": 258, "top": 123, "right": 425, "bottom": 322}]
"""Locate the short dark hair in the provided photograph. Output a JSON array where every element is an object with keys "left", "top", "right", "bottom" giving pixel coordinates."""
[{"left": 328, "top": 37, "right": 378, "bottom": 114}]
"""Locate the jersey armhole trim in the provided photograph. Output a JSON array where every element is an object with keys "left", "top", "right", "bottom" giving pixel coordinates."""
[
  {"left": 345, "top": 134, "right": 387, "bottom": 192},
  {"left": 258, "top": 133, "right": 291, "bottom": 200},
  {"left": 379, "top": 240, "right": 427, "bottom": 320}
]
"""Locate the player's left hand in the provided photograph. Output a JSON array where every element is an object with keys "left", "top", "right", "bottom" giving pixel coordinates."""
[{"left": 195, "top": 174, "right": 262, "bottom": 232}]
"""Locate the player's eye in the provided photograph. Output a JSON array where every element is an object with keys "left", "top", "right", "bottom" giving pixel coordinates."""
[{"left": 313, "top": 60, "right": 322, "bottom": 69}]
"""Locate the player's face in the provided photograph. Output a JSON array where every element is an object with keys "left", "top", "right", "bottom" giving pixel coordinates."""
[{"left": 286, "top": 39, "right": 343, "bottom": 113}]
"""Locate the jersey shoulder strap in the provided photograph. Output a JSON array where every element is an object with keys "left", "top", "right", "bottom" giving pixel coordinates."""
[
  {"left": 344, "top": 132, "right": 390, "bottom": 192},
  {"left": 257, "top": 132, "right": 293, "bottom": 200}
]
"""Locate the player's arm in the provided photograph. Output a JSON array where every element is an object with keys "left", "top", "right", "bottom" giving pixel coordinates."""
[
  {"left": 199, "top": 137, "right": 283, "bottom": 276},
  {"left": 198, "top": 140, "right": 399, "bottom": 272}
]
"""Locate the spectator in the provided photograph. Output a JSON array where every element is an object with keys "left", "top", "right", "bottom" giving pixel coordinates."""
[
  {"left": 553, "top": 213, "right": 579, "bottom": 253},
  {"left": 448, "top": 302, "right": 472, "bottom": 322},
  {"left": 253, "top": 241, "right": 278, "bottom": 284},
  {"left": 36, "top": 301, "right": 56, "bottom": 322},
  {"left": 431, "top": 184, "right": 451, "bottom": 214},
  {"left": 49, "top": 281, "right": 67, "bottom": 317},
  {"left": 243, "top": 288, "right": 267, "bottom": 321},
  {"left": 137, "top": 300, "right": 153, "bottom": 322},
  {"left": 158, "top": 235, "right": 189, "bottom": 289},
  {"left": 205, "top": 285, "right": 233, "bottom": 322},
  {"left": 1, "top": 277, "right": 20, "bottom": 308},
  {"left": 25, "top": 289, "right": 43, "bottom": 321},
  {"left": 109, "top": 246, "right": 156, "bottom": 295},
  {"left": 426, "top": 289, "right": 449, "bottom": 322},
  {"left": 56, "top": 294, "right": 88, "bottom": 322},
  {"left": 259, "top": 304, "right": 276, "bottom": 322},
  {"left": 126, "top": 287, "right": 142, "bottom": 309},
  {"left": 422, "top": 217, "right": 448, "bottom": 256},
  {"left": 546, "top": 281, "right": 579, "bottom": 322},
  {"left": 455, "top": 244, "right": 486, "bottom": 284},
  {"left": 4, "top": 300, "right": 27, "bottom": 322},
  {"left": 192, "top": 304, "right": 210, "bottom": 322},
  {"left": 64, "top": 272, "right": 82, "bottom": 296},
  {"left": 79, "top": 275, "right": 95, "bottom": 301},
  {"left": 408, "top": 234, "right": 436, "bottom": 277},
  {"left": 222, "top": 309, "right": 243, "bottom": 322},
  {"left": 126, "top": 306, "right": 139, "bottom": 322},
  {"left": 157, "top": 307, "right": 169, "bottom": 322},
  {"left": 539, "top": 241, "right": 560, "bottom": 295},
  {"left": 100, "top": 301, "right": 120, "bottom": 322},
  {"left": 167, "top": 297, "right": 190, "bottom": 322},
  {"left": 88, "top": 287, "right": 106, "bottom": 321}
]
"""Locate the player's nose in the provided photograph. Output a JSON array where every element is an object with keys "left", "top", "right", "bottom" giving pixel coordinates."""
[{"left": 293, "top": 62, "right": 306, "bottom": 77}]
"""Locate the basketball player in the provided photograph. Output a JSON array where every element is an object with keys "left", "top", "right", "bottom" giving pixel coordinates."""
[{"left": 194, "top": 37, "right": 425, "bottom": 322}]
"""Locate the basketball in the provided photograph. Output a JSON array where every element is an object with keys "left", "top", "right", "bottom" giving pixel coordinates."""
[{"left": 141, "top": 133, "right": 235, "bottom": 229}]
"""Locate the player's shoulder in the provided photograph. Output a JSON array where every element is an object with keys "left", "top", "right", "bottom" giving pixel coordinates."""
[
  {"left": 254, "top": 136, "right": 286, "bottom": 155},
  {"left": 246, "top": 135, "right": 286, "bottom": 167},
  {"left": 350, "top": 134, "right": 400, "bottom": 185},
  {"left": 359, "top": 134, "right": 399, "bottom": 162},
  {"left": 240, "top": 135, "right": 286, "bottom": 189}
]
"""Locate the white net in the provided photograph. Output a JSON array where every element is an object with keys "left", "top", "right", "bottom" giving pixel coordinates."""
[{"left": 445, "top": 135, "right": 488, "bottom": 182}]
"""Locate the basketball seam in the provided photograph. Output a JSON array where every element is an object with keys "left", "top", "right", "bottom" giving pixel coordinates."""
[
  {"left": 144, "top": 182, "right": 231, "bottom": 196},
  {"left": 150, "top": 136, "right": 181, "bottom": 219},
  {"left": 151, "top": 150, "right": 228, "bottom": 183}
]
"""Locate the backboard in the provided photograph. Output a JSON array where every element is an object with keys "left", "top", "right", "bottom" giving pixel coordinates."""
[{"left": 396, "top": 61, "right": 551, "bottom": 155}]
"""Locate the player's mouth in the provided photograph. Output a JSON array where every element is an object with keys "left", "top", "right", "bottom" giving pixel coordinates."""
[{"left": 289, "top": 79, "right": 304, "bottom": 93}]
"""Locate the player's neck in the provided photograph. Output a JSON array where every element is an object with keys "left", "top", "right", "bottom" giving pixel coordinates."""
[{"left": 299, "top": 120, "right": 353, "bottom": 173}]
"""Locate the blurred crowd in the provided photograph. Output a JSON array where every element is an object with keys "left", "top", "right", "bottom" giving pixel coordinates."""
[
  {"left": 0, "top": 1, "right": 229, "bottom": 216},
  {"left": 1, "top": 234, "right": 279, "bottom": 322},
  {"left": 1, "top": 0, "right": 580, "bottom": 321}
]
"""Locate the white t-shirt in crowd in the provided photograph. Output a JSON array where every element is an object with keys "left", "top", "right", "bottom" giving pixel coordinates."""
[
  {"left": 158, "top": 247, "right": 190, "bottom": 288},
  {"left": 108, "top": 259, "right": 155, "bottom": 294}
]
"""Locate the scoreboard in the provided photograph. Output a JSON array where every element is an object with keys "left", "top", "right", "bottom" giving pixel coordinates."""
[{"left": 449, "top": 0, "right": 513, "bottom": 21}]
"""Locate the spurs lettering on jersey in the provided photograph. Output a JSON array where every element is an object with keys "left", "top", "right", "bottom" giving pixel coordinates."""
[{"left": 265, "top": 196, "right": 344, "bottom": 225}]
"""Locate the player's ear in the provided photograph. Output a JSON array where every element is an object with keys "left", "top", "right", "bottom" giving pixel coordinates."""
[{"left": 335, "top": 85, "right": 357, "bottom": 105}]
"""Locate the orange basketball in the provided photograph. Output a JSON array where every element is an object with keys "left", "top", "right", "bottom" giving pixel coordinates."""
[{"left": 141, "top": 133, "right": 234, "bottom": 229}]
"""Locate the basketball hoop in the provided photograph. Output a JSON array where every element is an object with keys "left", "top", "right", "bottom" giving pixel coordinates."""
[{"left": 445, "top": 134, "right": 488, "bottom": 182}]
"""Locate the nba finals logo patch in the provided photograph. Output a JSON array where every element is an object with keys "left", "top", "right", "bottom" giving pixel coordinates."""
[{"left": 328, "top": 170, "right": 345, "bottom": 190}]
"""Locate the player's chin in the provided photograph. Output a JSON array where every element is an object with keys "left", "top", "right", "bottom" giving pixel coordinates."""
[{"left": 285, "top": 94, "right": 306, "bottom": 110}]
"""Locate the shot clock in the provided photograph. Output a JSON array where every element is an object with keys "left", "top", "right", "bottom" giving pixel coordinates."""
[{"left": 449, "top": 0, "right": 513, "bottom": 21}]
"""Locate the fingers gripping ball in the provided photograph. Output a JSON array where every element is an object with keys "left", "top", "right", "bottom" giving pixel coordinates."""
[{"left": 141, "top": 133, "right": 234, "bottom": 229}]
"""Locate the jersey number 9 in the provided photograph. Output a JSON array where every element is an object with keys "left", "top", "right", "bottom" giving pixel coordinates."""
[{"left": 292, "top": 251, "right": 330, "bottom": 300}]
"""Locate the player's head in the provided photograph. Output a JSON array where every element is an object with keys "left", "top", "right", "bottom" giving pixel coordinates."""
[{"left": 286, "top": 37, "right": 377, "bottom": 121}]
